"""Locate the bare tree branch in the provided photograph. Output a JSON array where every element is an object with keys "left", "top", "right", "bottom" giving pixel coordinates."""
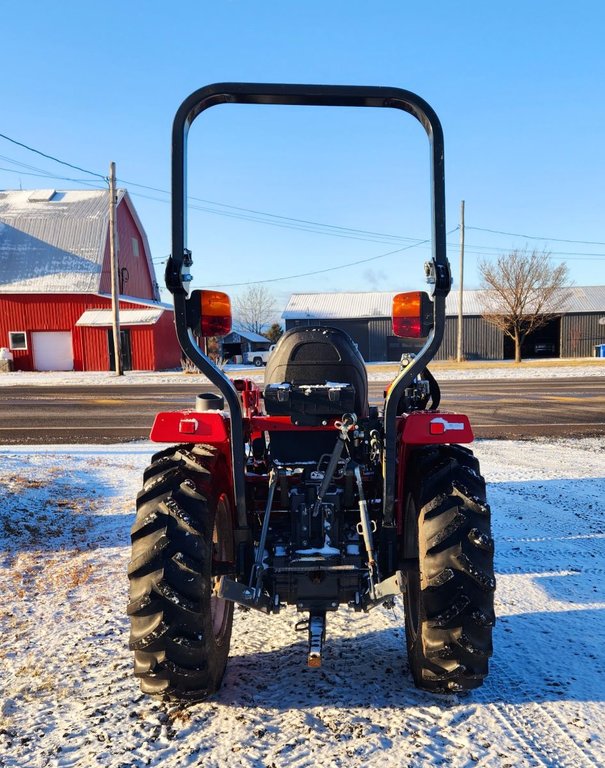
[
  {"left": 478, "top": 249, "right": 572, "bottom": 362},
  {"left": 233, "top": 285, "right": 278, "bottom": 335}
]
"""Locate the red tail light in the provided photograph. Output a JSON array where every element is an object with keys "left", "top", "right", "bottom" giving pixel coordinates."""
[
  {"left": 185, "top": 289, "right": 232, "bottom": 337},
  {"left": 392, "top": 291, "right": 433, "bottom": 338}
]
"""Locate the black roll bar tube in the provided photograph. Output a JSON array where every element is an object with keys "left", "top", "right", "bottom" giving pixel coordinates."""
[{"left": 165, "top": 82, "right": 451, "bottom": 534}]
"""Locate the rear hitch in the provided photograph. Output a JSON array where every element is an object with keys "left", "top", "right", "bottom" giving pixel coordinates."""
[
  {"left": 296, "top": 612, "right": 326, "bottom": 668},
  {"left": 308, "top": 613, "right": 326, "bottom": 667}
]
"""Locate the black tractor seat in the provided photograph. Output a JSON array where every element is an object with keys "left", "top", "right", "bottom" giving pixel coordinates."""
[
  {"left": 263, "top": 326, "right": 369, "bottom": 463},
  {"left": 264, "top": 326, "right": 369, "bottom": 419}
]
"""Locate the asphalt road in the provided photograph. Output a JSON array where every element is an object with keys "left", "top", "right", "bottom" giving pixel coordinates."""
[{"left": 0, "top": 377, "right": 603, "bottom": 444}]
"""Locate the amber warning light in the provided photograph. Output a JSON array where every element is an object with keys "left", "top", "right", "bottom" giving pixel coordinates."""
[
  {"left": 186, "top": 290, "right": 232, "bottom": 337},
  {"left": 391, "top": 291, "right": 433, "bottom": 338}
]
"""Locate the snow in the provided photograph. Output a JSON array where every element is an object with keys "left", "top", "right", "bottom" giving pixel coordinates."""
[
  {"left": 0, "top": 360, "right": 603, "bottom": 388},
  {"left": 1, "top": 437, "right": 605, "bottom": 767}
]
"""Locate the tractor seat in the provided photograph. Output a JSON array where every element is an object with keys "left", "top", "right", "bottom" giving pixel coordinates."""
[{"left": 264, "top": 326, "right": 369, "bottom": 420}]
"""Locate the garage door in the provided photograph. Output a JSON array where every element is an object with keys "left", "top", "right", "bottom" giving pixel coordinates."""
[{"left": 31, "top": 331, "right": 74, "bottom": 371}]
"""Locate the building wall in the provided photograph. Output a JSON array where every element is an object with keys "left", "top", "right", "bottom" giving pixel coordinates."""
[
  {"left": 153, "top": 312, "right": 183, "bottom": 370},
  {"left": 561, "top": 313, "right": 605, "bottom": 357},
  {"left": 286, "top": 312, "right": 603, "bottom": 361},
  {"left": 1, "top": 294, "right": 90, "bottom": 370},
  {"left": 0, "top": 294, "right": 179, "bottom": 371},
  {"left": 437, "top": 317, "right": 503, "bottom": 361},
  {"left": 368, "top": 319, "right": 390, "bottom": 361},
  {"left": 98, "top": 200, "right": 156, "bottom": 299},
  {"left": 287, "top": 315, "right": 505, "bottom": 362}
]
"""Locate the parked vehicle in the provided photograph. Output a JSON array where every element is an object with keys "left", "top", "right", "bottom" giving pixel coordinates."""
[
  {"left": 127, "top": 83, "right": 495, "bottom": 701},
  {"left": 243, "top": 345, "right": 276, "bottom": 367}
]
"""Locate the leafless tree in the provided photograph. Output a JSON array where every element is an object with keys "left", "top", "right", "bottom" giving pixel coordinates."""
[
  {"left": 234, "top": 284, "right": 278, "bottom": 335},
  {"left": 478, "top": 249, "right": 571, "bottom": 363}
]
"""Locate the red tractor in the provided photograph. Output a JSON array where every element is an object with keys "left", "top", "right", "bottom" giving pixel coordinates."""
[{"left": 127, "top": 83, "right": 495, "bottom": 700}]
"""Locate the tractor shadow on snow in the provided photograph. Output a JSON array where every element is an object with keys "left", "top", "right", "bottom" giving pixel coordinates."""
[
  {"left": 217, "top": 474, "right": 605, "bottom": 709},
  {"left": 219, "top": 604, "right": 605, "bottom": 708}
]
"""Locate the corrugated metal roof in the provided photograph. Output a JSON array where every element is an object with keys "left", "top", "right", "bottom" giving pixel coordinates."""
[
  {"left": 283, "top": 292, "right": 395, "bottom": 320},
  {"left": 0, "top": 189, "right": 122, "bottom": 294},
  {"left": 560, "top": 285, "right": 605, "bottom": 313},
  {"left": 283, "top": 286, "right": 605, "bottom": 319},
  {"left": 76, "top": 308, "right": 164, "bottom": 326}
]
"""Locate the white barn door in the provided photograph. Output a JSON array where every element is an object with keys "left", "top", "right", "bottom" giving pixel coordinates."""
[{"left": 31, "top": 331, "right": 74, "bottom": 371}]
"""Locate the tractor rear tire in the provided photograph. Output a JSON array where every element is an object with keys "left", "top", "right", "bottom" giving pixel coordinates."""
[
  {"left": 402, "top": 444, "right": 495, "bottom": 693},
  {"left": 127, "top": 444, "right": 235, "bottom": 700}
]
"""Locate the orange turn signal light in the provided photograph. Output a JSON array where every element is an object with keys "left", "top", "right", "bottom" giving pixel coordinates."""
[
  {"left": 391, "top": 291, "right": 433, "bottom": 338},
  {"left": 186, "top": 289, "right": 232, "bottom": 337},
  {"left": 200, "top": 290, "right": 232, "bottom": 337}
]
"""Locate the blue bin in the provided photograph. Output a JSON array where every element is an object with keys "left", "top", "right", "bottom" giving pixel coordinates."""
[{"left": 595, "top": 344, "right": 605, "bottom": 358}]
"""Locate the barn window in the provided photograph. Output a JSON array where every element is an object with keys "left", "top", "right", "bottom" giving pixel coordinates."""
[
  {"left": 132, "top": 237, "right": 140, "bottom": 258},
  {"left": 9, "top": 331, "right": 27, "bottom": 350}
]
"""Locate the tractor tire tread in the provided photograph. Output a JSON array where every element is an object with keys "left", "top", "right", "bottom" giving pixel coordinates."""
[
  {"left": 128, "top": 444, "right": 233, "bottom": 701},
  {"left": 403, "top": 444, "right": 495, "bottom": 693}
]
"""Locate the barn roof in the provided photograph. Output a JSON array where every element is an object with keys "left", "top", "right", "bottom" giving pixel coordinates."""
[
  {"left": 283, "top": 286, "right": 605, "bottom": 319},
  {"left": 0, "top": 188, "right": 156, "bottom": 295}
]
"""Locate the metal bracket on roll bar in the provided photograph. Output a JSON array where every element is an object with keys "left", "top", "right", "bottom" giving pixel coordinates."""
[{"left": 425, "top": 258, "right": 452, "bottom": 297}]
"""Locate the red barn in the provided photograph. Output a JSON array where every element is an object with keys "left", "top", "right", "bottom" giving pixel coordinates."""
[{"left": 0, "top": 188, "right": 181, "bottom": 371}]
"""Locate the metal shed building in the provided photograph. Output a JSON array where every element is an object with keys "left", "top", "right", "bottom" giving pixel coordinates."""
[{"left": 283, "top": 287, "right": 605, "bottom": 361}]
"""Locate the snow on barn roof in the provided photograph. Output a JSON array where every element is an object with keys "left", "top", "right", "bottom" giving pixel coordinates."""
[
  {"left": 76, "top": 308, "right": 164, "bottom": 326},
  {"left": 283, "top": 286, "right": 605, "bottom": 319},
  {"left": 96, "top": 293, "right": 173, "bottom": 311},
  {"left": 0, "top": 188, "right": 152, "bottom": 295}
]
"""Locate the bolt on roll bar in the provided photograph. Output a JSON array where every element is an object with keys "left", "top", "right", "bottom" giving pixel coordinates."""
[{"left": 165, "top": 82, "right": 451, "bottom": 533}]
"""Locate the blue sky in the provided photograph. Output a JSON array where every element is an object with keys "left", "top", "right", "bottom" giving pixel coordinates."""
[{"left": 1, "top": 1, "right": 604, "bottom": 311}]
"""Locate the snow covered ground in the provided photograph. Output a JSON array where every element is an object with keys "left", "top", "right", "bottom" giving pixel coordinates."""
[{"left": 1, "top": 438, "right": 604, "bottom": 767}]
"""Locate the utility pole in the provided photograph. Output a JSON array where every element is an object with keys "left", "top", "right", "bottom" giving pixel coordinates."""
[
  {"left": 456, "top": 199, "right": 465, "bottom": 363},
  {"left": 109, "top": 162, "right": 123, "bottom": 375}
]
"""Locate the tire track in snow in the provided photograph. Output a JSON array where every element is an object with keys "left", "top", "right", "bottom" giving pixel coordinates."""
[
  {"left": 486, "top": 658, "right": 600, "bottom": 768},
  {"left": 486, "top": 703, "right": 552, "bottom": 768}
]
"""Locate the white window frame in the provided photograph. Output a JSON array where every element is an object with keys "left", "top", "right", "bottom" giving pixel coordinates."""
[{"left": 9, "top": 331, "right": 27, "bottom": 350}]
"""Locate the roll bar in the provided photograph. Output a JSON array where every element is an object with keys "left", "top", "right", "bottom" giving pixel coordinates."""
[{"left": 165, "top": 83, "right": 451, "bottom": 531}]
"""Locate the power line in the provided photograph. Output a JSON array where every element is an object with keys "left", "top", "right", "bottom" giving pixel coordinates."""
[
  {"left": 2, "top": 159, "right": 601, "bottom": 263},
  {"left": 2, "top": 132, "right": 605, "bottom": 259},
  {"left": 205, "top": 243, "right": 425, "bottom": 287},
  {"left": 0, "top": 164, "right": 102, "bottom": 188},
  {"left": 466, "top": 225, "right": 605, "bottom": 247},
  {"left": 0, "top": 132, "right": 107, "bottom": 183},
  {"left": 120, "top": 177, "right": 415, "bottom": 243},
  {"left": 0, "top": 135, "right": 443, "bottom": 244},
  {"left": 128, "top": 188, "right": 430, "bottom": 245},
  {"left": 204, "top": 232, "right": 464, "bottom": 288}
]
